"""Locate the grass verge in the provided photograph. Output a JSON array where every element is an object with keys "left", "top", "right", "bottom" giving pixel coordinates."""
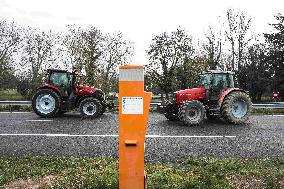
[
  {"left": 0, "top": 89, "right": 24, "bottom": 101},
  {"left": 252, "top": 108, "right": 284, "bottom": 115},
  {"left": 1, "top": 157, "right": 284, "bottom": 189}
]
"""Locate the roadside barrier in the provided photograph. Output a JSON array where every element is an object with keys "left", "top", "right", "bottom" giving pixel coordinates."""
[{"left": 0, "top": 101, "right": 284, "bottom": 109}]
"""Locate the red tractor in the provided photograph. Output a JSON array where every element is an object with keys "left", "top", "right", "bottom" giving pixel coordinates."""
[
  {"left": 32, "top": 69, "right": 112, "bottom": 118},
  {"left": 158, "top": 70, "right": 252, "bottom": 125}
]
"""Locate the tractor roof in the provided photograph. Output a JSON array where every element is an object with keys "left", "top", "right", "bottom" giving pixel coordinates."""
[
  {"left": 202, "top": 70, "right": 235, "bottom": 75},
  {"left": 47, "top": 69, "right": 70, "bottom": 73}
]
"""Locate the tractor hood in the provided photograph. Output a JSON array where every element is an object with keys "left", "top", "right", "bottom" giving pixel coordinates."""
[
  {"left": 175, "top": 88, "right": 206, "bottom": 104},
  {"left": 76, "top": 85, "right": 98, "bottom": 96}
]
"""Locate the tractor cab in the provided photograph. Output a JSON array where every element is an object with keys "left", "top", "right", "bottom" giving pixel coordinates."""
[
  {"left": 46, "top": 69, "right": 76, "bottom": 97},
  {"left": 199, "top": 70, "right": 236, "bottom": 101}
]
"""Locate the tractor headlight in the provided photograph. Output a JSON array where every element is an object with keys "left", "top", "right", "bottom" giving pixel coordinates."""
[
  {"left": 172, "top": 92, "right": 176, "bottom": 101},
  {"left": 101, "top": 92, "right": 106, "bottom": 100}
]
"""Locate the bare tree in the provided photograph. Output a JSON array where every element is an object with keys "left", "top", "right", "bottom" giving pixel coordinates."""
[
  {"left": 100, "top": 32, "right": 134, "bottom": 94},
  {"left": 225, "top": 8, "right": 252, "bottom": 71},
  {"left": 0, "top": 20, "right": 21, "bottom": 65},
  {"left": 62, "top": 25, "right": 85, "bottom": 71},
  {"left": 203, "top": 26, "right": 222, "bottom": 69}
]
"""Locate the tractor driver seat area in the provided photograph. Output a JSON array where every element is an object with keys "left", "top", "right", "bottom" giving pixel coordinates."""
[{"left": 209, "top": 74, "right": 227, "bottom": 102}]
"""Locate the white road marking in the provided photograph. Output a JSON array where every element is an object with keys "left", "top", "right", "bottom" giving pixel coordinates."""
[
  {"left": 0, "top": 133, "right": 118, "bottom": 137},
  {"left": 0, "top": 133, "right": 236, "bottom": 138},
  {"left": 268, "top": 115, "right": 284, "bottom": 117},
  {"left": 26, "top": 120, "right": 53, "bottom": 122},
  {"left": 146, "top": 135, "right": 236, "bottom": 138},
  {"left": 0, "top": 112, "right": 32, "bottom": 114}
]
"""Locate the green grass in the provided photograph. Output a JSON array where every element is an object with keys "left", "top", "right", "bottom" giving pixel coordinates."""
[
  {"left": 1, "top": 157, "right": 284, "bottom": 189},
  {"left": 0, "top": 105, "right": 32, "bottom": 112},
  {"left": 0, "top": 89, "right": 24, "bottom": 101},
  {"left": 252, "top": 108, "right": 284, "bottom": 115}
]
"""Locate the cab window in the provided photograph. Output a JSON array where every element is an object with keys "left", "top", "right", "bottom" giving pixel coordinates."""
[
  {"left": 199, "top": 74, "right": 211, "bottom": 90},
  {"left": 49, "top": 72, "right": 68, "bottom": 90},
  {"left": 213, "top": 74, "right": 228, "bottom": 89}
]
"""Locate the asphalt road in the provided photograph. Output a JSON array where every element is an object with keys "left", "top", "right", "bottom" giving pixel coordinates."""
[{"left": 0, "top": 112, "right": 284, "bottom": 161}]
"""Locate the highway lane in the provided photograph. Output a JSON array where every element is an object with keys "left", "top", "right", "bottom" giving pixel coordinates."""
[{"left": 0, "top": 112, "right": 284, "bottom": 161}]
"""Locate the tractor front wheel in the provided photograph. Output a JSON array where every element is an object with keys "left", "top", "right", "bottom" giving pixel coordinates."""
[
  {"left": 32, "top": 89, "right": 61, "bottom": 118},
  {"left": 179, "top": 100, "right": 205, "bottom": 125},
  {"left": 79, "top": 97, "right": 102, "bottom": 118},
  {"left": 221, "top": 91, "right": 252, "bottom": 124},
  {"left": 99, "top": 106, "right": 106, "bottom": 115}
]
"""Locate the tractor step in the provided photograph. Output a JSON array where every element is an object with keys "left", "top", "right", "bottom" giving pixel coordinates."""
[{"left": 208, "top": 108, "right": 220, "bottom": 116}]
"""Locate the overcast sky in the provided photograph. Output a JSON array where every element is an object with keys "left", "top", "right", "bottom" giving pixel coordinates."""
[{"left": 0, "top": 0, "right": 283, "bottom": 65}]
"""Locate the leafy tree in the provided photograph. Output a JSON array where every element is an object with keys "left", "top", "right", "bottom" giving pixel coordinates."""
[
  {"left": 81, "top": 26, "right": 104, "bottom": 86},
  {"left": 146, "top": 28, "right": 194, "bottom": 98},
  {"left": 264, "top": 13, "right": 284, "bottom": 100},
  {"left": 175, "top": 57, "right": 209, "bottom": 90},
  {"left": 18, "top": 28, "right": 56, "bottom": 98},
  {"left": 0, "top": 19, "right": 21, "bottom": 88},
  {"left": 63, "top": 25, "right": 104, "bottom": 86},
  {"left": 239, "top": 43, "right": 271, "bottom": 101}
]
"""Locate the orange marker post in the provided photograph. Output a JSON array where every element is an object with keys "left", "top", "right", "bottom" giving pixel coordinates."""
[{"left": 119, "top": 65, "right": 152, "bottom": 189}]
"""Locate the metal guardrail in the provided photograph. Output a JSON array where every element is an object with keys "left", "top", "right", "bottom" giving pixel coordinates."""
[
  {"left": 0, "top": 101, "right": 284, "bottom": 109},
  {"left": 252, "top": 103, "right": 284, "bottom": 109},
  {"left": 0, "top": 101, "right": 32, "bottom": 106}
]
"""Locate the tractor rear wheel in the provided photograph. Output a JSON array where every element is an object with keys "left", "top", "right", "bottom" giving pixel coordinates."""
[
  {"left": 221, "top": 91, "right": 252, "bottom": 124},
  {"left": 32, "top": 89, "right": 61, "bottom": 118},
  {"left": 179, "top": 100, "right": 205, "bottom": 125},
  {"left": 164, "top": 103, "right": 179, "bottom": 121},
  {"left": 79, "top": 97, "right": 102, "bottom": 118}
]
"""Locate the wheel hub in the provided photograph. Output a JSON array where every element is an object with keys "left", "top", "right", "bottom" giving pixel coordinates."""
[
  {"left": 186, "top": 107, "right": 200, "bottom": 121},
  {"left": 36, "top": 94, "right": 56, "bottom": 114},
  {"left": 83, "top": 102, "right": 97, "bottom": 115},
  {"left": 232, "top": 100, "right": 247, "bottom": 118}
]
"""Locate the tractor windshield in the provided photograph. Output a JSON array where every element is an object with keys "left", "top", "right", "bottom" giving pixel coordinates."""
[
  {"left": 213, "top": 74, "right": 227, "bottom": 88},
  {"left": 49, "top": 72, "right": 68, "bottom": 90},
  {"left": 199, "top": 74, "right": 211, "bottom": 89}
]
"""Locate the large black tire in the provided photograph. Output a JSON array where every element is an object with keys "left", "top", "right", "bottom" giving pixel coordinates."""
[
  {"left": 221, "top": 91, "right": 252, "bottom": 124},
  {"left": 32, "top": 89, "right": 61, "bottom": 118},
  {"left": 79, "top": 97, "right": 102, "bottom": 118},
  {"left": 179, "top": 100, "right": 205, "bottom": 125},
  {"left": 99, "top": 106, "right": 106, "bottom": 116},
  {"left": 164, "top": 103, "right": 179, "bottom": 121}
]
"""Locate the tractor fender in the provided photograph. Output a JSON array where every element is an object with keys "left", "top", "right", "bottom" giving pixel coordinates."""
[
  {"left": 217, "top": 88, "right": 249, "bottom": 108},
  {"left": 35, "top": 84, "right": 62, "bottom": 98},
  {"left": 76, "top": 90, "right": 105, "bottom": 107}
]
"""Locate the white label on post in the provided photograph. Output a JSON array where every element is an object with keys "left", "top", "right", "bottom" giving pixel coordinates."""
[{"left": 122, "top": 97, "right": 143, "bottom": 114}]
